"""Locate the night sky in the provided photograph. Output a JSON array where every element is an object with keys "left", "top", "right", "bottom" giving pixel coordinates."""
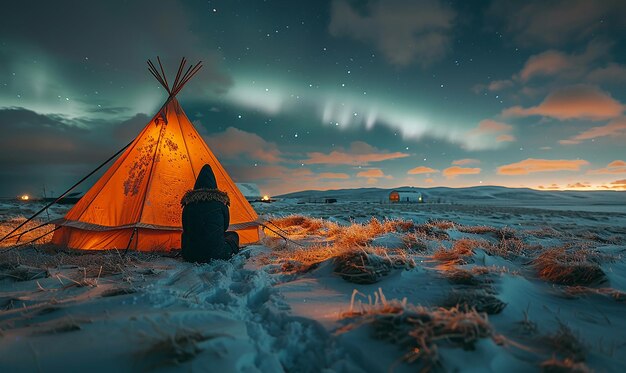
[{"left": 2, "top": 0, "right": 626, "bottom": 197}]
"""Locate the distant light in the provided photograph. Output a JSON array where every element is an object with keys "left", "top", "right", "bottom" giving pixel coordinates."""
[
  {"left": 20, "top": 195, "right": 29, "bottom": 201},
  {"left": 261, "top": 195, "right": 270, "bottom": 201}
]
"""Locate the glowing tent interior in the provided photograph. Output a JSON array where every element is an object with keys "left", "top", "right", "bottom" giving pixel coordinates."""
[{"left": 51, "top": 58, "right": 261, "bottom": 251}]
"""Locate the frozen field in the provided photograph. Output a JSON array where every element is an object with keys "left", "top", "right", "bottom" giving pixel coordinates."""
[{"left": 1, "top": 197, "right": 626, "bottom": 372}]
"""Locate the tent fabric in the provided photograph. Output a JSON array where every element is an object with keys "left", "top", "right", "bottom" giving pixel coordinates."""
[{"left": 52, "top": 98, "right": 260, "bottom": 251}]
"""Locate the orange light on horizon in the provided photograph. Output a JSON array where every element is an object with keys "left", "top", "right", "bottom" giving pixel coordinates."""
[
  {"left": 20, "top": 194, "right": 29, "bottom": 201},
  {"left": 261, "top": 195, "right": 270, "bottom": 201}
]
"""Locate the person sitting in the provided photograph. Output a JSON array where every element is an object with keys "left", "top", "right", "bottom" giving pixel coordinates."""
[{"left": 180, "top": 164, "right": 239, "bottom": 262}]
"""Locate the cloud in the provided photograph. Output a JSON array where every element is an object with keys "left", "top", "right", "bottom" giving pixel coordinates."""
[
  {"left": 566, "top": 182, "right": 592, "bottom": 189},
  {"left": 496, "top": 134, "right": 516, "bottom": 142},
  {"left": 425, "top": 178, "right": 434, "bottom": 183},
  {"left": 0, "top": 107, "right": 136, "bottom": 167},
  {"left": 303, "top": 141, "right": 409, "bottom": 165},
  {"left": 452, "top": 159, "right": 480, "bottom": 166},
  {"left": 442, "top": 166, "right": 481, "bottom": 179},
  {"left": 329, "top": 0, "right": 455, "bottom": 67},
  {"left": 587, "top": 63, "right": 626, "bottom": 84},
  {"left": 609, "top": 179, "right": 626, "bottom": 190},
  {"left": 407, "top": 166, "right": 439, "bottom": 175},
  {"left": 502, "top": 85, "right": 623, "bottom": 121},
  {"left": 462, "top": 120, "right": 515, "bottom": 150},
  {"left": 356, "top": 168, "right": 390, "bottom": 179},
  {"left": 488, "top": 1, "right": 626, "bottom": 46},
  {"left": 488, "top": 80, "right": 514, "bottom": 91},
  {"left": 587, "top": 160, "right": 626, "bottom": 174},
  {"left": 560, "top": 117, "right": 626, "bottom": 144},
  {"left": 537, "top": 184, "right": 561, "bottom": 190},
  {"left": 318, "top": 172, "right": 350, "bottom": 179},
  {"left": 497, "top": 158, "right": 589, "bottom": 175},
  {"left": 204, "top": 127, "right": 284, "bottom": 163},
  {"left": 516, "top": 41, "right": 609, "bottom": 82}
]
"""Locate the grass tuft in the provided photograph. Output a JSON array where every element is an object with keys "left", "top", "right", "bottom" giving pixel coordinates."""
[
  {"left": 441, "top": 290, "right": 507, "bottom": 314},
  {"left": 342, "top": 292, "right": 493, "bottom": 370},
  {"left": 533, "top": 248, "right": 606, "bottom": 286}
]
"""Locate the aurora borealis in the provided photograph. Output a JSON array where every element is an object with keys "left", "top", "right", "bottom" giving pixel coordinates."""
[{"left": 1, "top": 0, "right": 625, "bottom": 197}]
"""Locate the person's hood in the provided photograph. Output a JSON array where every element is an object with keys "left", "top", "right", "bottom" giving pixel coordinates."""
[
  {"left": 194, "top": 164, "right": 218, "bottom": 189},
  {"left": 182, "top": 164, "right": 229, "bottom": 207},
  {"left": 181, "top": 188, "right": 230, "bottom": 207}
]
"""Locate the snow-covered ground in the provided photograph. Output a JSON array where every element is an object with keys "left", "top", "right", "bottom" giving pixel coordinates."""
[{"left": 1, "top": 197, "right": 625, "bottom": 372}]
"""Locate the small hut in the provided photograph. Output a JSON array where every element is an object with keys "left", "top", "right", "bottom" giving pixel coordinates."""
[{"left": 389, "top": 190, "right": 424, "bottom": 203}]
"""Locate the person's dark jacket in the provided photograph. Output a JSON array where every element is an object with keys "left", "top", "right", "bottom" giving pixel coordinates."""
[{"left": 181, "top": 164, "right": 239, "bottom": 262}]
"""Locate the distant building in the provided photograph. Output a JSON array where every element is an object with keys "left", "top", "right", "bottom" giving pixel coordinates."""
[
  {"left": 389, "top": 190, "right": 424, "bottom": 203},
  {"left": 324, "top": 198, "right": 337, "bottom": 204}
]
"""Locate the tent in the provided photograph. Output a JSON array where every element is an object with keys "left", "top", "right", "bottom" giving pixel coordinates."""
[{"left": 50, "top": 59, "right": 261, "bottom": 251}]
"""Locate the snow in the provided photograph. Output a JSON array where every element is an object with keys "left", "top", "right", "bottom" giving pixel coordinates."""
[{"left": 1, "top": 194, "right": 626, "bottom": 371}]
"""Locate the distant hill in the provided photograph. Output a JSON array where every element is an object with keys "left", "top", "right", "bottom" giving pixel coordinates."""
[{"left": 277, "top": 185, "right": 625, "bottom": 208}]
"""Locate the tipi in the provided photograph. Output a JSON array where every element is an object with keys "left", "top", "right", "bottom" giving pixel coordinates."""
[{"left": 51, "top": 58, "right": 261, "bottom": 251}]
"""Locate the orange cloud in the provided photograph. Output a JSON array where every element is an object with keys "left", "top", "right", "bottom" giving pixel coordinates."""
[
  {"left": 206, "top": 127, "right": 284, "bottom": 163},
  {"left": 407, "top": 166, "right": 439, "bottom": 174},
  {"left": 318, "top": 172, "right": 350, "bottom": 179},
  {"left": 497, "top": 158, "right": 589, "bottom": 175},
  {"left": 560, "top": 117, "right": 626, "bottom": 144},
  {"left": 609, "top": 160, "right": 626, "bottom": 167},
  {"left": 425, "top": 178, "right": 434, "bottom": 183},
  {"left": 537, "top": 184, "right": 561, "bottom": 190},
  {"left": 463, "top": 120, "right": 515, "bottom": 150},
  {"left": 610, "top": 179, "right": 626, "bottom": 190},
  {"left": 357, "top": 168, "right": 389, "bottom": 178},
  {"left": 442, "top": 166, "right": 481, "bottom": 179},
  {"left": 519, "top": 50, "right": 573, "bottom": 82},
  {"left": 452, "top": 158, "right": 480, "bottom": 165},
  {"left": 502, "top": 85, "right": 623, "bottom": 121},
  {"left": 496, "top": 134, "right": 516, "bottom": 142},
  {"left": 587, "top": 159, "right": 626, "bottom": 174},
  {"left": 566, "top": 182, "right": 592, "bottom": 189},
  {"left": 303, "top": 141, "right": 409, "bottom": 165},
  {"left": 473, "top": 119, "right": 512, "bottom": 133}
]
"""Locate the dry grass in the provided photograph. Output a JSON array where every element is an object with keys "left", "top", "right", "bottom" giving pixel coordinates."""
[
  {"left": 432, "top": 238, "right": 483, "bottom": 264},
  {"left": 334, "top": 248, "right": 414, "bottom": 284},
  {"left": 561, "top": 286, "right": 626, "bottom": 302},
  {"left": 413, "top": 223, "right": 450, "bottom": 241},
  {"left": 541, "top": 324, "right": 586, "bottom": 363},
  {"left": 342, "top": 291, "right": 493, "bottom": 370},
  {"left": 0, "top": 247, "right": 162, "bottom": 280},
  {"left": 263, "top": 217, "right": 418, "bottom": 281},
  {"left": 457, "top": 225, "right": 500, "bottom": 235},
  {"left": 441, "top": 290, "right": 507, "bottom": 315},
  {"left": 137, "top": 328, "right": 228, "bottom": 368},
  {"left": 532, "top": 248, "right": 607, "bottom": 286},
  {"left": 401, "top": 233, "right": 429, "bottom": 252},
  {"left": 444, "top": 268, "right": 486, "bottom": 286},
  {"left": 269, "top": 215, "right": 332, "bottom": 236},
  {"left": 0, "top": 217, "right": 56, "bottom": 248},
  {"left": 427, "top": 219, "right": 456, "bottom": 230},
  {"left": 540, "top": 358, "right": 592, "bottom": 373}
]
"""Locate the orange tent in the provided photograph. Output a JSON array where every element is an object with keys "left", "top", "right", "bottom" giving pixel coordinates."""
[{"left": 51, "top": 59, "right": 261, "bottom": 251}]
